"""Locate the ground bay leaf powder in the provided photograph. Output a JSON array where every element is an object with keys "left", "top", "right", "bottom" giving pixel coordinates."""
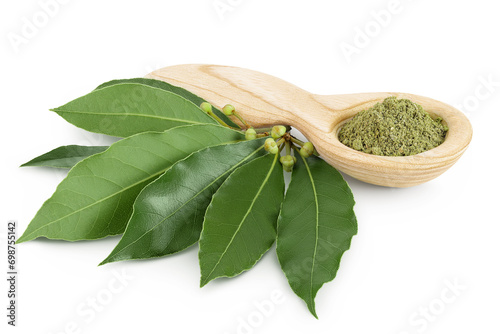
[{"left": 338, "top": 97, "right": 448, "bottom": 156}]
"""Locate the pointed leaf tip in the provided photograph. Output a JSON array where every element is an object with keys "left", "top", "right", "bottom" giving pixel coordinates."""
[
  {"left": 15, "top": 235, "right": 28, "bottom": 244},
  {"left": 19, "top": 125, "right": 245, "bottom": 242},
  {"left": 20, "top": 145, "right": 108, "bottom": 169},
  {"left": 52, "top": 83, "right": 217, "bottom": 137}
]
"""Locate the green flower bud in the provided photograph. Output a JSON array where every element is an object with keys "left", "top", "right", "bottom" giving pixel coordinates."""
[
  {"left": 299, "top": 142, "right": 314, "bottom": 158},
  {"left": 245, "top": 128, "right": 257, "bottom": 140},
  {"left": 280, "top": 155, "right": 295, "bottom": 169},
  {"left": 299, "top": 148, "right": 309, "bottom": 157},
  {"left": 222, "top": 104, "right": 235, "bottom": 116},
  {"left": 264, "top": 138, "right": 274, "bottom": 150},
  {"left": 200, "top": 102, "right": 213, "bottom": 114},
  {"left": 264, "top": 138, "right": 279, "bottom": 154},
  {"left": 271, "top": 125, "right": 287, "bottom": 139}
]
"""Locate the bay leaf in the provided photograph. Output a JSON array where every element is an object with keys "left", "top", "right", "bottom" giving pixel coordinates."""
[
  {"left": 52, "top": 82, "right": 217, "bottom": 137},
  {"left": 100, "top": 138, "right": 266, "bottom": 265},
  {"left": 199, "top": 153, "right": 284, "bottom": 287},
  {"left": 94, "top": 78, "right": 238, "bottom": 128},
  {"left": 276, "top": 153, "right": 357, "bottom": 318},
  {"left": 17, "top": 124, "right": 244, "bottom": 243},
  {"left": 21, "top": 145, "right": 108, "bottom": 168}
]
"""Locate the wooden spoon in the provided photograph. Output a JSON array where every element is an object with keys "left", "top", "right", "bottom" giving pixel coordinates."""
[{"left": 147, "top": 64, "right": 472, "bottom": 188}]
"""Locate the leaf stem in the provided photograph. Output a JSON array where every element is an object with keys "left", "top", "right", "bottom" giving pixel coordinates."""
[
  {"left": 285, "top": 140, "right": 291, "bottom": 156},
  {"left": 255, "top": 127, "right": 273, "bottom": 133},
  {"left": 290, "top": 137, "right": 305, "bottom": 146},
  {"left": 278, "top": 142, "right": 285, "bottom": 153},
  {"left": 208, "top": 111, "right": 233, "bottom": 128},
  {"left": 233, "top": 111, "right": 250, "bottom": 129}
]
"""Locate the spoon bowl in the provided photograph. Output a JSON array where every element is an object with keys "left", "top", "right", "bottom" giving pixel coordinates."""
[{"left": 147, "top": 64, "right": 472, "bottom": 187}]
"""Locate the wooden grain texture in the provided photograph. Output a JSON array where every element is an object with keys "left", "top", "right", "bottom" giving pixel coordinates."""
[{"left": 147, "top": 64, "right": 472, "bottom": 187}]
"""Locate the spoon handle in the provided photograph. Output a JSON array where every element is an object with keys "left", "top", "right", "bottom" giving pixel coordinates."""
[{"left": 147, "top": 64, "right": 340, "bottom": 131}]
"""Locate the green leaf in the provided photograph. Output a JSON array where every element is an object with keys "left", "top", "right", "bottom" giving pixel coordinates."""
[
  {"left": 21, "top": 145, "right": 108, "bottom": 168},
  {"left": 101, "top": 139, "right": 266, "bottom": 265},
  {"left": 17, "top": 124, "right": 244, "bottom": 243},
  {"left": 199, "top": 153, "right": 284, "bottom": 287},
  {"left": 100, "top": 138, "right": 267, "bottom": 265},
  {"left": 52, "top": 82, "right": 218, "bottom": 137},
  {"left": 95, "top": 78, "right": 239, "bottom": 128},
  {"left": 276, "top": 153, "right": 357, "bottom": 318}
]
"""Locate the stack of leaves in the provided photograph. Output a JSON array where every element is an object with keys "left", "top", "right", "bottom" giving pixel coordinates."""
[{"left": 18, "top": 78, "right": 357, "bottom": 318}]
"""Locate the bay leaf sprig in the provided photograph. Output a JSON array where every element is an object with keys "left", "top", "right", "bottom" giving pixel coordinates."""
[{"left": 18, "top": 77, "right": 357, "bottom": 318}]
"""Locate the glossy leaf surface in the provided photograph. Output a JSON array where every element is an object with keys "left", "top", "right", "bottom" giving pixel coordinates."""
[
  {"left": 199, "top": 153, "right": 284, "bottom": 286},
  {"left": 276, "top": 153, "right": 357, "bottom": 318},
  {"left": 18, "top": 125, "right": 244, "bottom": 243},
  {"left": 52, "top": 82, "right": 217, "bottom": 137},
  {"left": 100, "top": 138, "right": 266, "bottom": 265},
  {"left": 95, "top": 78, "right": 238, "bottom": 128},
  {"left": 21, "top": 145, "right": 108, "bottom": 168}
]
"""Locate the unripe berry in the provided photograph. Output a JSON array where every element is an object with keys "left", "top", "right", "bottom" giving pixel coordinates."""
[
  {"left": 200, "top": 102, "right": 213, "bottom": 114},
  {"left": 264, "top": 138, "right": 279, "bottom": 154},
  {"left": 271, "top": 125, "right": 287, "bottom": 139},
  {"left": 300, "top": 142, "right": 314, "bottom": 158},
  {"left": 245, "top": 128, "right": 257, "bottom": 140},
  {"left": 222, "top": 104, "right": 235, "bottom": 116}
]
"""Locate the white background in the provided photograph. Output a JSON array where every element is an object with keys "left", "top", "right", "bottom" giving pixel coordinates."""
[{"left": 1, "top": 1, "right": 499, "bottom": 333}]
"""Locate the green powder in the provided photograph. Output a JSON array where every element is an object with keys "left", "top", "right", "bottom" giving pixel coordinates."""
[{"left": 338, "top": 97, "right": 448, "bottom": 156}]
